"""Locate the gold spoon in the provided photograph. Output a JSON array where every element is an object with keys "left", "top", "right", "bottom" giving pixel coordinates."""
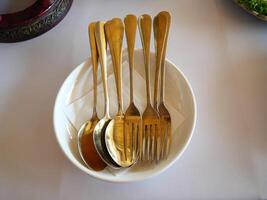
[
  {"left": 77, "top": 22, "right": 107, "bottom": 171},
  {"left": 93, "top": 21, "right": 120, "bottom": 169},
  {"left": 104, "top": 18, "right": 132, "bottom": 167}
]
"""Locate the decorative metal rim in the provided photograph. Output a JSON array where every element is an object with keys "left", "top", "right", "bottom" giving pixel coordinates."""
[{"left": 0, "top": 0, "right": 73, "bottom": 43}]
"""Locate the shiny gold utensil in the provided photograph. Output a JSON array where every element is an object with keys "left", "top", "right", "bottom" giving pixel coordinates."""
[
  {"left": 77, "top": 22, "right": 107, "bottom": 171},
  {"left": 124, "top": 14, "right": 142, "bottom": 164},
  {"left": 153, "top": 11, "right": 171, "bottom": 161},
  {"left": 104, "top": 18, "right": 132, "bottom": 167},
  {"left": 157, "top": 11, "right": 172, "bottom": 159},
  {"left": 138, "top": 14, "right": 160, "bottom": 161},
  {"left": 93, "top": 21, "right": 120, "bottom": 168}
]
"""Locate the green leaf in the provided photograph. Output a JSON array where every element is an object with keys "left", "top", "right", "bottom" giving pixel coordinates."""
[{"left": 238, "top": 0, "right": 267, "bottom": 16}]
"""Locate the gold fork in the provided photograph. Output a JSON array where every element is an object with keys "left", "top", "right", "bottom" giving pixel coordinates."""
[
  {"left": 156, "top": 11, "right": 172, "bottom": 160},
  {"left": 138, "top": 14, "right": 160, "bottom": 161},
  {"left": 124, "top": 14, "right": 142, "bottom": 163},
  {"left": 153, "top": 12, "right": 169, "bottom": 161}
]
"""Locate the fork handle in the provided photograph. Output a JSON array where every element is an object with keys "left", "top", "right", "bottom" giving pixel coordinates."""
[
  {"left": 124, "top": 15, "right": 137, "bottom": 104},
  {"left": 88, "top": 22, "right": 99, "bottom": 119},
  {"left": 153, "top": 13, "right": 168, "bottom": 108},
  {"left": 159, "top": 11, "right": 171, "bottom": 103},
  {"left": 95, "top": 21, "right": 110, "bottom": 117},
  {"left": 138, "top": 14, "right": 152, "bottom": 105},
  {"left": 105, "top": 18, "right": 124, "bottom": 115}
]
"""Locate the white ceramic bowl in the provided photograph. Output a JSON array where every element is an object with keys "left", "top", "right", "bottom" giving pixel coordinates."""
[{"left": 53, "top": 49, "right": 196, "bottom": 182}]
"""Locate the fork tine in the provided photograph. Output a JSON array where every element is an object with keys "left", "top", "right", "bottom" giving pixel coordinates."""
[
  {"left": 138, "top": 122, "right": 144, "bottom": 161},
  {"left": 137, "top": 123, "right": 141, "bottom": 160},
  {"left": 135, "top": 122, "right": 140, "bottom": 161},
  {"left": 131, "top": 122, "right": 135, "bottom": 162},
  {"left": 145, "top": 126, "right": 148, "bottom": 161},
  {"left": 126, "top": 122, "right": 129, "bottom": 162},
  {"left": 161, "top": 124, "right": 167, "bottom": 160},
  {"left": 131, "top": 123, "right": 135, "bottom": 162},
  {"left": 146, "top": 125, "right": 150, "bottom": 161},
  {"left": 141, "top": 124, "right": 146, "bottom": 161},
  {"left": 146, "top": 124, "right": 151, "bottom": 160},
  {"left": 124, "top": 122, "right": 127, "bottom": 161},
  {"left": 164, "top": 122, "right": 171, "bottom": 159},
  {"left": 128, "top": 123, "right": 132, "bottom": 161},
  {"left": 128, "top": 122, "right": 132, "bottom": 162},
  {"left": 161, "top": 122, "right": 169, "bottom": 160},
  {"left": 156, "top": 122, "right": 161, "bottom": 161},
  {"left": 137, "top": 123, "right": 140, "bottom": 161},
  {"left": 150, "top": 125, "right": 154, "bottom": 161},
  {"left": 151, "top": 124, "right": 156, "bottom": 161},
  {"left": 160, "top": 122, "right": 166, "bottom": 160},
  {"left": 147, "top": 125, "right": 150, "bottom": 161},
  {"left": 141, "top": 126, "right": 146, "bottom": 160}
]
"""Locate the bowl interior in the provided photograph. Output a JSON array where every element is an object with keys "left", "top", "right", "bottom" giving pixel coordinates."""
[{"left": 53, "top": 49, "right": 196, "bottom": 182}]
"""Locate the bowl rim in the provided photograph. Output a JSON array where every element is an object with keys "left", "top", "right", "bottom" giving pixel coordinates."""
[{"left": 53, "top": 50, "right": 197, "bottom": 183}]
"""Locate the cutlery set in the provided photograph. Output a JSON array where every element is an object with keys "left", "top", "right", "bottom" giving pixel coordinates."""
[{"left": 78, "top": 11, "right": 172, "bottom": 170}]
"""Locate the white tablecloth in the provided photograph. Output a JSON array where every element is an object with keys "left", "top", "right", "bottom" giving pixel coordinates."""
[{"left": 0, "top": 0, "right": 266, "bottom": 199}]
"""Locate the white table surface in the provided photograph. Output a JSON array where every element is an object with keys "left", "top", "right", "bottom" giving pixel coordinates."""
[{"left": 0, "top": 0, "right": 267, "bottom": 199}]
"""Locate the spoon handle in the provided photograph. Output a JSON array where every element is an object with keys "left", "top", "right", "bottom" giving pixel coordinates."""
[
  {"left": 124, "top": 15, "right": 137, "bottom": 104},
  {"left": 105, "top": 18, "right": 124, "bottom": 115},
  {"left": 159, "top": 11, "right": 171, "bottom": 103},
  {"left": 138, "top": 14, "right": 152, "bottom": 106},
  {"left": 95, "top": 21, "right": 109, "bottom": 117},
  {"left": 88, "top": 22, "right": 99, "bottom": 119},
  {"left": 153, "top": 12, "right": 168, "bottom": 108}
]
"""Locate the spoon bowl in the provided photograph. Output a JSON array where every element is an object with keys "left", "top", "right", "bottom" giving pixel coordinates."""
[
  {"left": 93, "top": 117, "right": 121, "bottom": 168},
  {"left": 77, "top": 22, "right": 107, "bottom": 171},
  {"left": 105, "top": 116, "right": 133, "bottom": 167},
  {"left": 93, "top": 21, "right": 121, "bottom": 169},
  {"left": 104, "top": 18, "right": 133, "bottom": 168},
  {"left": 78, "top": 119, "right": 107, "bottom": 171}
]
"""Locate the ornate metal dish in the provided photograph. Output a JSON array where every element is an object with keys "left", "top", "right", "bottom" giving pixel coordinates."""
[{"left": 0, "top": 0, "right": 73, "bottom": 43}]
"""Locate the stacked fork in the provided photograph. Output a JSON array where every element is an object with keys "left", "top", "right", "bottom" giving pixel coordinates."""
[
  {"left": 118, "top": 12, "right": 172, "bottom": 164},
  {"left": 138, "top": 12, "right": 172, "bottom": 162}
]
